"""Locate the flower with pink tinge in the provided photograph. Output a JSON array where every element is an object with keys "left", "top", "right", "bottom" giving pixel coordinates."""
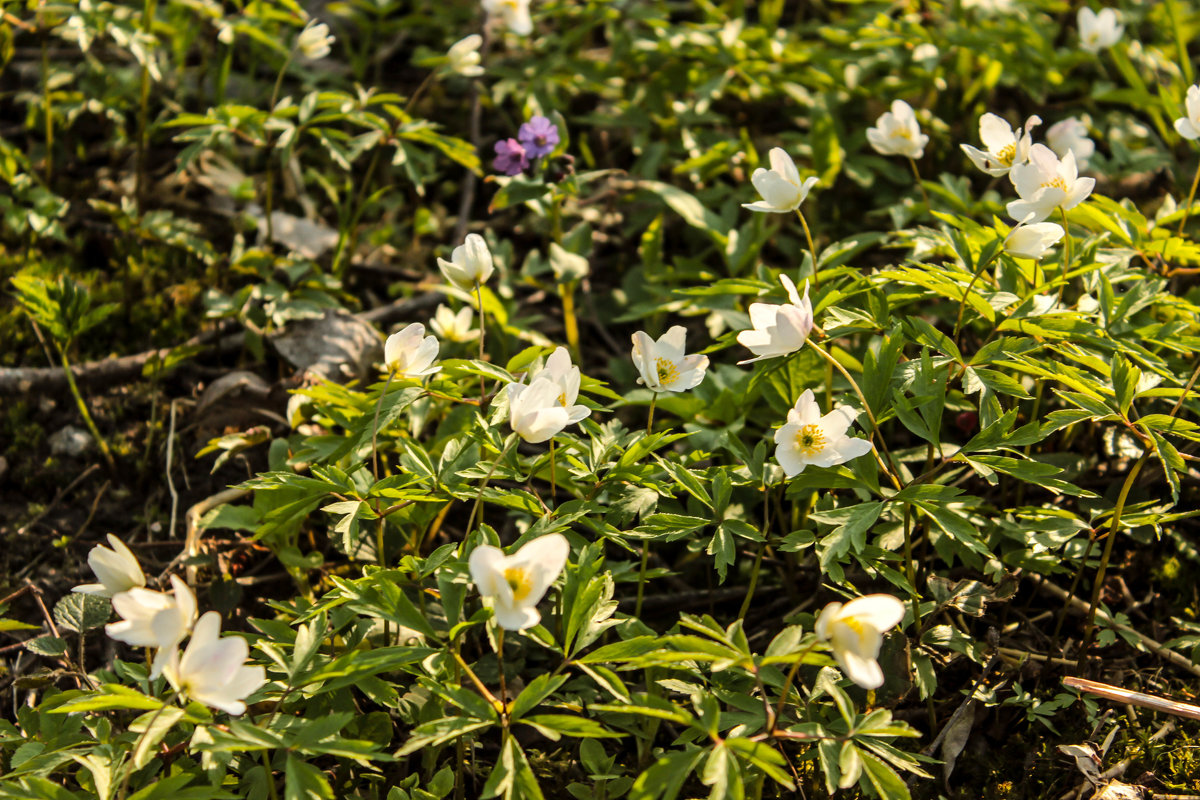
[
  {"left": 815, "top": 594, "right": 905, "bottom": 690},
  {"left": 162, "top": 611, "right": 266, "bottom": 715},
  {"left": 518, "top": 116, "right": 559, "bottom": 158},
  {"left": 493, "top": 138, "right": 529, "bottom": 176}
]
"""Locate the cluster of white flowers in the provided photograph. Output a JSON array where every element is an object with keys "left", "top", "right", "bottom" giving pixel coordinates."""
[{"left": 75, "top": 536, "right": 265, "bottom": 714}]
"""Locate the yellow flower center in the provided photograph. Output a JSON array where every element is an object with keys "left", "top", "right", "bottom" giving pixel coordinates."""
[
  {"left": 504, "top": 567, "right": 534, "bottom": 602},
  {"left": 794, "top": 424, "right": 826, "bottom": 456},
  {"left": 995, "top": 143, "right": 1016, "bottom": 166},
  {"left": 1041, "top": 176, "right": 1069, "bottom": 192},
  {"left": 557, "top": 392, "right": 568, "bottom": 407},
  {"left": 655, "top": 358, "right": 679, "bottom": 386}
]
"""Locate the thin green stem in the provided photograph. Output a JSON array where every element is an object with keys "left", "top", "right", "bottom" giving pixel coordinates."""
[
  {"left": 263, "top": 47, "right": 296, "bottom": 246},
  {"left": 794, "top": 209, "right": 820, "bottom": 289},
  {"left": 60, "top": 348, "right": 115, "bottom": 471},
  {"left": 561, "top": 282, "right": 580, "bottom": 361},
  {"left": 953, "top": 245, "right": 1001, "bottom": 349},
  {"left": 41, "top": 31, "right": 52, "bottom": 183},
  {"left": 548, "top": 438, "right": 557, "bottom": 501},
  {"left": 1078, "top": 452, "right": 1148, "bottom": 668},
  {"left": 116, "top": 699, "right": 174, "bottom": 800},
  {"left": 1178, "top": 156, "right": 1200, "bottom": 237},
  {"left": 466, "top": 436, "right": 517, "bottom": 536},
  {"left": 908, "top": 157, "right": 932, "bottom": 212},
  {"left": 496, "top": 627, "right": 508, "bottom": 706},
  {"left": 476, "top": 280, "right": 487, "bottom": 402},
  {"left": 738, "top": 478, "right": 771, "bottom": 621},
  {"left": 646, "top": 392, "right": 658, "bottom": 435},
  {"left": 804, "top": 340, "right": 902, "bottom": 489},
  {"left": 261, "top": 750, "right": 280, "bottom": 800},
  {"left": 135, "top": 0, "right": 157, "bottom": 213},
  {"left": 370, "top": 371, "right": 397, "bottom": 481},
  {"left": 1057, "top": 206, "right": 1072, "bottom": 302},
  {"left": 634, "top": 543, "right": 650, "bottom": 618},
  {"left": 771, "top": 642, "right": 818, "bottom": 730}
]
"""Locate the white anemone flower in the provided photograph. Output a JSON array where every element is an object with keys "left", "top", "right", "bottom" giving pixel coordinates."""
[
  {"left": 507, "top": 378, "right": 571, "bottom": 444},
  {"left": 437, "top": 233, "right": 495, "bottom": 290},
  {"left": 296, "top": 21, "right": 334, "bottom": 60},
  {"left": 1174, "top": 85, "right": 1200, "bottom": 141},
  {"left": 815, "top": 594, "right": 905, "bottom": 690},
  {"left": 482, "top": 0, "right": 533, "bottom": 36},
  {"left": 1006, "top": 144, "right": 1095, "bottom": 223},
  {"left": 74, "top": 534, "right": 145, "bottom": 597},
  {"left": 631, "top": 326, "right": 709, "bottom": 393},
  {"left": 107, "top": 575, "right": 198, "bottom": 678},
  {"left": 736, "top": 275, "right": 814, "bottom": 364},
  {"left": 529, "top": 347, "right": 590, "bottom": 425},
  {"left": 866, "top": 100, "right": 929, "bottom": 159},
  {"left": 1006, "top": 220, "right": 1066, "bottom": 260},
  {"left": 430, "top": 305, "right": 479, "bottom": 343},
  {"left": 774, "top": 389, "right": 873, "bottom": 477},
  {"left": 743, "top": 148, "right": 819, "bottom": 213},
  {"left": 960, "top": 113, "right": 1041, "bottom": 177},
  {"left": 446, "top": 34, "right": 484, "bottom": 78},
  {"left": 1046, "top": 117, "right": 1096, "bottom": 171},
  {"left": 1078, "top": 7, "right": 1123, "bottom": 54},
  {"left": 163, "top": 612, "right": 266, "bottom": 716},
  {"left": 384, "top": 323, "right": 441, "bottom": 379},
  {"left": 469, "top": 533, "right": 569, "bottom": 631}
]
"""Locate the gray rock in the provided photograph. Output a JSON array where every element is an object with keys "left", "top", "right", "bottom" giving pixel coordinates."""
[
  {"left": 49, "top": 426, "right": 92, "bottom": 457},
  {"left": 271, "top": 309, "right": 383, "bottom": 384}
]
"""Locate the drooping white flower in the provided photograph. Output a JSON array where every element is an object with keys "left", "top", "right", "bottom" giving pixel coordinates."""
[
  {"left": 815, "top": 594, "right": 905, "bottom": 690},
  {"left": 866, "top": 100, "right": 929, "bottom": 159},
  {"left": 74, "top": 534, "right": 145, "bottom": 598},
  {"left": 736, "top": 275, "right": 814, "bottom": 364},
  {"left": 1006, "top": 220, "right": 1066, "bottom": 260},
  {"left": 960, "top": 113, "right": 1041, "bottom": 177},
  {"left": 446, "top": 34, "right": 484, "bottom": 78},
  {"left": 430, "top": 305, "right": 479, "bottom": 343},
  {"left": 507, "top": 379, "right": 571, "bottom": 444},
  {"left": 162, "top": 612, "right": 266, "bottom": 715},
  {"left": 1006, "top": 144, "right": 1095, "bottom": 223},
  {"left": 107, "top": 575, "right": 198, "bottom": 678},
  {"left": 1046, "top": 117, "right": 1096, "bottom": 171},
  {"left": 631, "top": 326, "right": 709, "bottom": 393},
  {"left": 774, "top": 389, "right": 873, "bottom": 477},
  {"left": 528, "top": 347, "right": 590, "bottom": 426},
  {"left": 1174, "top": 85, "right": 1200, "bottom": 141},
  {"left": 482, "top": 0, "right": 533, "bottom": 36},
  {"left": 384, "top": 322, "right": 441, "bottom": 379},
  {"left": 742, "top": 148, "right": 819, "bottom": 214},
  {"left": 296, "top": 21, "right": 334, "bottom": 60},
  {"left": 437, "top": 233, "right": 495, "bottom": 290},
  {"left": 468, "top": 533, "right": 569, "bottom": 630},
  {"left": 1078, "top": 7, "right": 1123, "bottom": 54}
]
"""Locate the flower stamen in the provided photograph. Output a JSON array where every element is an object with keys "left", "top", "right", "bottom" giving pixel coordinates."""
[
  {"left": 655, "top": 358, "right": 679, "bottom": 386},
  {"left": 504, "top": 567, "right": 534, "bottom": 602},
  {"left": 795, "top": 424, "right": 827, "bottom": 456}
]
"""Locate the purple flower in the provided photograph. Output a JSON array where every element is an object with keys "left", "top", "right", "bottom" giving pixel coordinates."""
[
  {"left": 493, "top": 138, "right": 529, "bottom": 176},
  {"left": 518, "top": 116, "right": 560, "bottom": 158}
]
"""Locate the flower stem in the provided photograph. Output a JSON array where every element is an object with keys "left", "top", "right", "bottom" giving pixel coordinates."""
[
  {"left": 794, "top": 210, "right": 820, "bottom": 290},
  {"left": 804, "top": 339, "right": 902, "bottom": 490},
  {"left": 60, "top": 348, "right": 115, "bottom": 471},
  {"left": 549, "top": 438, "right": 557, "bottom": 501},
  {"left": 908, "top": 157, "right": 932, "bottom": 213},
  {"left": 495, "top": 627, "right": 509, "bottom": 705},
  {"left": 1178, "top": 156, "right": 1200, "bottom": 237},
  {"left": 1057, "top": 206, "right": 1072, "bottom": 301},
  {"left": 646, "top": 391, "right": 658, "bottom": 435},
  {"left": 116, "top": 698, "right": 174, "bottom": 800},
  {"left": 371, "top": 371, "right": 397, "bottom": 481},
  {"left": 466, "top": 436, "right": 517, "bottom": 536},
  {"left": 561, "top": 281, "right": 580, "bottom": 361},
  {"left": 634, "top": 541, "right": 650, "bottom": 619},
  {"left": 738, "top": 478, "right": 770, "bottom": 621},
  {"left": 263, "top": 47, "right": 296, "bottom": 246},
  {"left": 1077, "top": 451, "right": 1148, "bottom": 669},
  {"left": 771, "top": 642, "right": 817, "bottom": 730},
  {"left": 953, "top": 243, "right": 1002, "bottom": 349},
  {"left": 135, "top": 0, "right": 157, "bottom": 213},
  {"left": 475, "top": 279, "right": 487, "bottom": 402}
]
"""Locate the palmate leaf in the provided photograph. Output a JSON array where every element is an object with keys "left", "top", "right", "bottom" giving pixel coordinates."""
[{"left": 52, "top": 593, "right": 111, "bottom": 633}]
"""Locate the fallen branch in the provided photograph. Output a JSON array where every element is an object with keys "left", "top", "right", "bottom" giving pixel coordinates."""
[
  {"left": 1038, "top": 578, "right": 1200, "bottom": 679},
  {"left": 0, "top": 292, "right": 443, "bottom": 397}
]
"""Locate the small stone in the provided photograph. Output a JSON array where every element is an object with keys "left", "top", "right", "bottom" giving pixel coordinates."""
[{"left": 48, "top": 426, "right": 92, "bottom": 457}]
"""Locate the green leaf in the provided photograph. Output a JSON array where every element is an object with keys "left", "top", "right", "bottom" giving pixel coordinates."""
[
  {"left": 481, "top": 736, "right": 544, "bottom": 800},
  {"left": 53, "top": 593, "right": 111, "bottom": 633},
  {"left": 24, "top": 635, "right": 68, "bottom": 657},
  {"left": 285, "top": 754, "right": 335, "bottom": 800}
]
